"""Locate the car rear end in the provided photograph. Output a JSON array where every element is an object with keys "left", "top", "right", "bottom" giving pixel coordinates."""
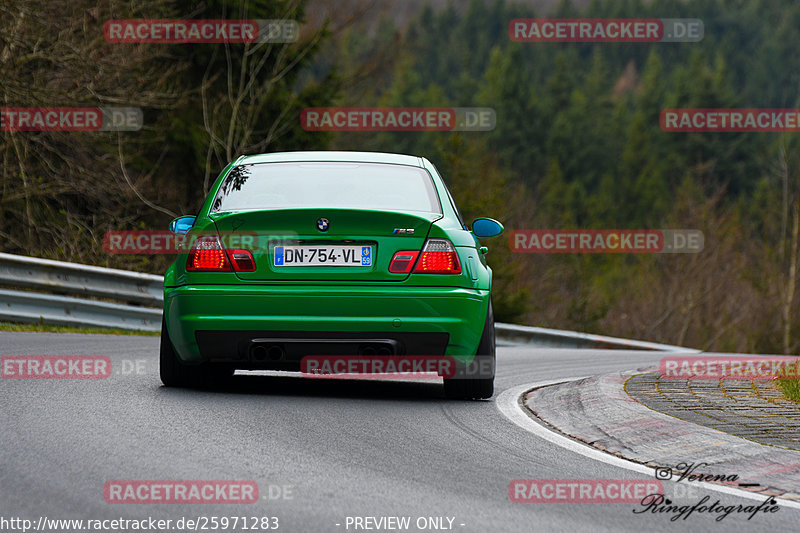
[{"left": 163, "top": 153, "right": 492, "bottom": 377}]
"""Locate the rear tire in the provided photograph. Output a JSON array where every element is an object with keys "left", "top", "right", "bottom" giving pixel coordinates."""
[
  {"left": 160, "top": 317, "right": 188, "bottom": 387},
  {"left": 443, "top": 301, "right": 495, "bottom": 400},
  {"left": 160, "top": 317, "right": 233, "bottom": 388}
]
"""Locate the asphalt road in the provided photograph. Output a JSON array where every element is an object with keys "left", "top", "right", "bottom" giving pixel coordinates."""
[{"left": 1, "top": 331, "right": 796, "bottom": 532}]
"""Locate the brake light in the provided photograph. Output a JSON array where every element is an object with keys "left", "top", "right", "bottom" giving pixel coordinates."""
[
  {"left": 389, "top": 251, "right": 420, "bottom": 273},
  {"left": 390, "top": 239, "right": 461, "bottom": 275},
  {"left": 414, "top": 239, "right": 461, "bottom": 274},
  {"left": 186, "top": 237, "right": 256, "bottom": 272},
  {"left": 187, "top": 237, "right": 230, "bottom": 271}
]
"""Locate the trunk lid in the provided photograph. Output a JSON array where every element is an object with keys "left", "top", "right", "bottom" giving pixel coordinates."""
[{"left": 211, "top": 208, "right": 438, "bottom": 282}]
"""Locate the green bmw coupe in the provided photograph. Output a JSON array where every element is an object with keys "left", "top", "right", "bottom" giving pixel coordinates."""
[{"left": 160, "top": 151, "right": 503, "bottom": 399}]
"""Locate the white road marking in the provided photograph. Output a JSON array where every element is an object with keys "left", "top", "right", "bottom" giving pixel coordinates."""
[{"left": 496, "top": 380, "right": 800, "bottom": 510}]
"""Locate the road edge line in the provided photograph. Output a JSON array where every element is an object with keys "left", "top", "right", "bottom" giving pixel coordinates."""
[{"left": 496, "top": 380, "right": 800, "bottom": 510}]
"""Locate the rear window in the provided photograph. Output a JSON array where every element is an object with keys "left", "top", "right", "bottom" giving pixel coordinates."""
[{"left": 210, "top": 162, "right": 441, "bottom": 214}]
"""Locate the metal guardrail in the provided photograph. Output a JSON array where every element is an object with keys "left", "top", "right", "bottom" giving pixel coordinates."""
[
  {"left": 0, "top": 289, "right": 161, "bottom": 331},
  {"left": 0, "top": 253, "right": 162, "bottom": 331},
  {"left": 0, "top": 252, "right": 162, "bottom": 305},
  {"left": 0, "top": 252, "right": 699, "bottom": 350},
  {"left": 494, "top": 323, "right": 698, "bottom": 352}
]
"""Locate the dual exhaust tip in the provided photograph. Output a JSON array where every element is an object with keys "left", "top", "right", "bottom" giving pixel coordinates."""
[
  {"left": 359, "top": 345, "right": 393, "bottom": 356},
  {"left": 249, "top": 344, "right": 285, "bottom": 362}
]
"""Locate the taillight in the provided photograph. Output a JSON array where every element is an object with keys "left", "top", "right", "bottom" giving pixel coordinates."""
[
  {"left": 227, "top": 249, "right": 256, "bottom": 272},
  {"left": 187, "top": 237, "right": 230, "bottom": 271},
  {"left": 414, "top": 239, "right": 461, "bottom": 274},
  {"left": 390, "top": 239, "right": 461, "bottom": 275},
  {"left": 186, "top": 236, "right": 256, "bottom": 272},
  {"left": 389, "top": 251, "right": 419, "bottom": 273}
]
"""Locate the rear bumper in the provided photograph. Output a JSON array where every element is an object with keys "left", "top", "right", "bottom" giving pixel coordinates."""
[{"left": 164, "top": 284, "right": 489, "bottom": 366}]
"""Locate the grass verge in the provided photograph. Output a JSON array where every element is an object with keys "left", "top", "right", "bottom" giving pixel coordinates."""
[
  {"left": 777, "top": 378, "right": 800, "bottom": 404},
  {"left": 0, "top": 322, "right": 159, "bottom": 336}
]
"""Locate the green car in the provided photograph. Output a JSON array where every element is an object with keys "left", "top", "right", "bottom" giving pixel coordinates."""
[{"left": 160, "top": 151, "right": 503, "bottom": 399}]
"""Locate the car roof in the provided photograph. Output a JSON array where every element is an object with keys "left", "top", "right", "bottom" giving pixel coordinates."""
[{"left": 236, "top": 151, "right": 425, "bottom": 167}]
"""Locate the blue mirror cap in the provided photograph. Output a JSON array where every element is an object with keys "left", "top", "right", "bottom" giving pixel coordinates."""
[
  {"left": 472, "top": 218, "right": 504, "bottom": 238},
  {"left": 169, "top": 215, "right": 196, "bottom": 235}
]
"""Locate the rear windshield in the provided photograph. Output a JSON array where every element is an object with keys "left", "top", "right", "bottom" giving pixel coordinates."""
[{"left": 210, "top": 162, "right": 441, "bottom": 214}]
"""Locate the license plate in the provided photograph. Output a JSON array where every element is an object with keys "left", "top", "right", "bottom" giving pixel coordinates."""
[{"left": 274, "top": 245, "right": 373, "bottom": 267}]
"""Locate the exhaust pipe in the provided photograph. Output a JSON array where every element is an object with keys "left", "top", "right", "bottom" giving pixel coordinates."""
[
  {"left": 250, "top": 345, "right": 268, "bottom": 361},
  {"left": 358, "top": 343, "right": 395, "bottom": 356},
  {"left": 266, "top": 345, "right": 284, "bottom": 361},
  {"left": 249, "top": 343, "right": 285, "bottom": 362}
]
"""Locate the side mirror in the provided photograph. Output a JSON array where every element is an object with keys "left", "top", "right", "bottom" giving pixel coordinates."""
[
  {"left": 472, "top": 217, "right": 504, "bottom": 238},
  {"left": 169, "top": 215, "right": 196, "bottom": 235}
]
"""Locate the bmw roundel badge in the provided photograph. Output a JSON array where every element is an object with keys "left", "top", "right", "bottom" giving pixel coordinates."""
[{"left": 316, "top": 217, "right": 329, "bottom": 232}]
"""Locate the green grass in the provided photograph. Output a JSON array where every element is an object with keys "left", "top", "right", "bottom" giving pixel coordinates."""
[
  {"left": 777, "top": 378, "right": 800, "bottom": 404},
  {"left": 0, "top": 322, "right": 159, "bottom": 336}
]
